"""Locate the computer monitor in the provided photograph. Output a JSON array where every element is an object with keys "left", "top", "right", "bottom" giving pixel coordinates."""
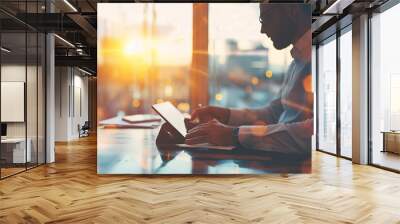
[{"left": 1, "top": 123, "right": 7, "bottom": 137}]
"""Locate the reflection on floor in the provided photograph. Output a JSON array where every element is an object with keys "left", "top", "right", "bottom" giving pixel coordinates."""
[
  {"left": 0, "top": 135, "right": 400, "bottom": 223},
  {"left": 0, "top": 162, "right": 42, "bottom": 178},
  {"left": 373, "top": 150, "right": 400, "bottom": 171},
  {"left": 0, "top": 167, "right": 25, "bottom": 177},
  {"left": 341, "top": 148, "right": 352, "bottom": 158}
]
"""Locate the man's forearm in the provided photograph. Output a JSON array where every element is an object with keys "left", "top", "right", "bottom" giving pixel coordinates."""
[
  {"left": 227, "top": 108, "right": 260, "bottom": 126},
  {"left": 227, "top": 98, "right": 284, "bottom": 126}
]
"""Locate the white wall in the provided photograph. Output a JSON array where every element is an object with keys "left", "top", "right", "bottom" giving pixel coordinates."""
[
  {"left": 55, "top": 67, "right": 69, "bottom": 141},
  {"left": 54, "top": 67, "right": 89, "bottom": 141},
  {"left": 72, "top": 73, "right": 89, "bottom": 138},
  {"left": 1, "top": 65, "right": 41, "bottom": 138},
  {"left": 1, "top": 65, "right": 26, "bottom": 139}
]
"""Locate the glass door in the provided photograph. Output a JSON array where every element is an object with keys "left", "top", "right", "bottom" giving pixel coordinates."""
[
  {"left": 370, "top": 3, "right": 400, "bottom": 171},
  {"left": 339, "top": 27, "right": 352, "bottom": 158},
  {"left": 0, "top": 1, "right": 46, "bottom": 179},
  {"left": 317, "top": 36, "right": 337, "bottom": 154},
  {"left": 1, "top": 30, "right": 28, "bottom": 178}
]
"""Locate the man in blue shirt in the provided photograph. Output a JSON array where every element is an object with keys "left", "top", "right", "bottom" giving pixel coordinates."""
[{"left": 185, "top": 4, "right": 313, "bottom": 154}]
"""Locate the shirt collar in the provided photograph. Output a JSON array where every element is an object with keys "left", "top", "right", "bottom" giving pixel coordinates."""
[{"left": 290, "top": 30, "right": 311, "bottom": 64}]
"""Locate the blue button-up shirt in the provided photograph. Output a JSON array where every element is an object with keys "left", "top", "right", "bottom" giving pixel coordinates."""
[{"left": 228, "top": 56, "right": 313, "bottom": 154}]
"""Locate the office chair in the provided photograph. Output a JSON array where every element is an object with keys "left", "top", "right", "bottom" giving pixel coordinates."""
[{"left": 79, "top": 121, "right": 90, "bottom": 138}]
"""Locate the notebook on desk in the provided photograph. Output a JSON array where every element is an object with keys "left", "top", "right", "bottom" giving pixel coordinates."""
[
  {"left": 99, "top": 115, "right": 160, "bottom": 129},
  {"left": 122, "top": 114, "right": 161, "bottom": 124}
]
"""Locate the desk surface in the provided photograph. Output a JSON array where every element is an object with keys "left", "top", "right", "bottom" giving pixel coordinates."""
[
  {"left": 381, "top": 131, "right": 400, "bottom": 134},
  {"left": 1, "top": 138, "right": 26, "bottom": 143},
  {"left": 97, "top": 128, "right": 310, "bottom": 174}
]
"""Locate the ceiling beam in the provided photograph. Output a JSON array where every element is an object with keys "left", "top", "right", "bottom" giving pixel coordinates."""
[
  {"left": 55, "top": 55, "right": 96, "bottom": 69},
  {"left": 67, "top": 13, "right": 97, "bottom": 41},
  {"left": 323, "top": 0, "right": 356, "bottom": 14}
]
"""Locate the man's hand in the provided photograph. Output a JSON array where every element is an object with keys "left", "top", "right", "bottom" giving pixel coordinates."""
[
  {"left": 190, "top": 106, "right": 230, "bottom": 124},
  {"left": 185, "top": 119, "right": 234, "bottom": 146}
]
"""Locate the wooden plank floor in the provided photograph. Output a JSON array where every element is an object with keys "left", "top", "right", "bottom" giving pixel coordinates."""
[{"left": 1, "top": 135, "right": 400, "bottom": 224}]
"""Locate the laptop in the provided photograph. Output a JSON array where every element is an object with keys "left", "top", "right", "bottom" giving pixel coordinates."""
[{"left": 152, "top": 101, "right": 234, "bottom": 151}]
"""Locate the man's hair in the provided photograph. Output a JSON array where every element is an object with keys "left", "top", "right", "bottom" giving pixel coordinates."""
[
  {"left": 260, "top": 1, "right": 309, "bottom": 18},
  {"left": 259, "top": 2, "right": 310, "bottom": 49},
  {"left": 262, "top": 0, "right": 305, "bottom": 2}
]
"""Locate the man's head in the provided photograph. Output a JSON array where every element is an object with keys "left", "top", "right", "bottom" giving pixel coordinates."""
[{"left": 259, "top": 3, "right": 310, "bottom": 50}]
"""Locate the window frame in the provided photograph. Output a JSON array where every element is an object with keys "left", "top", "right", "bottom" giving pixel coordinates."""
[
  {"left": 315, "top": 23, "right": 353, "bottom": 161},
  {"left": 367, "top": 0, "right": 400, "bottom": 173},
  {"left": 0, "top": 0, "right": 47, "bottom": 180}
]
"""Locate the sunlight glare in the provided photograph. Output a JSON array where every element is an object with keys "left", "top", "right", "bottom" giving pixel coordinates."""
[{"left": 124, "top": 39, "right": 145, "bottom": 55}]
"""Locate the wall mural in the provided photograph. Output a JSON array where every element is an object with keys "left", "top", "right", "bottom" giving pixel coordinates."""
[{"left": 97, "top": 3, "right": 313, "bottom": 174}]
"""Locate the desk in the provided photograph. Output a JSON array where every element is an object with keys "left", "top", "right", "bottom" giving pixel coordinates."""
[
  {"left": 97, "top": 127, "right": 310, "bottom": 175},
  {"left": 382, "top": 131, "right": 400, "bottom": 154},
  {"left": 1, "top": 138, "right": 31, "bottom": 164}
]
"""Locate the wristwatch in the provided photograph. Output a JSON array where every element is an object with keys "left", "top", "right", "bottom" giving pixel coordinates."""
[{"left": 232, "top": 127, "right": 241, "bottom": 148}]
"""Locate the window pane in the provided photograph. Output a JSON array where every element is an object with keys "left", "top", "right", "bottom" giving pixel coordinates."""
[
  {"left": 340, "top": 30, "right": 352, "bottom": 158},
  {"left": 1, "top": 30, "right": 28, "bottom": 177},
  {"left": 97, "top": 3, "right": 193, "bottom": 121},
  {"left": 371, "top": 3, "right": 400, "bottom": 171},
  {"left": 208, "top": 3, "right": 293, "bottom": 108},
  {"left": 38, "top": 32, "right": 46, "bottom": 165},
  {"left": 318, "top": 38, "right": 337, "bottom": 154},
  {"left": 27, "top": 31, "right": 38, "bottom": 168}
]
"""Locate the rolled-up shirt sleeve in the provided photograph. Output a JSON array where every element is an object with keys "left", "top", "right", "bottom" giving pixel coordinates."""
[
  {"left": 228, "top": 98, "right": 284, "bottom": 126},
  {"left": 228, "top": 108, "right": 258, "bottom": 126},
  {"left": 237, "top": 118, "right": 313, "bottom": 154},
  {"left": 227, "top": 60, "right": 313, "bottom": 154}
]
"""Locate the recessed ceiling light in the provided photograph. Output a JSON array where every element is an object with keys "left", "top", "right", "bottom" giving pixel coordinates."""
[
  {"left": 323, "top": 0, "right": 354, "bottom": 15},
  {"left": 1, "top": 47, "right": 11, "bottom": 53},
  {"left": 78, "top": 67, "right": 93, "bottom": 76},
  {"left": 54, "top": 34, "right": 75, "bottom": 48},
  {"left": 63, "top": 0, "right": 78, "bottom": 12}
]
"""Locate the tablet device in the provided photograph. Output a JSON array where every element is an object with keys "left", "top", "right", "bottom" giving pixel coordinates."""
[
  {"left": 152, "top": 101, "right": 235, "bottom": 151},
  {"left": 152, "top": 101, "right": 187, "bottom": 137}
]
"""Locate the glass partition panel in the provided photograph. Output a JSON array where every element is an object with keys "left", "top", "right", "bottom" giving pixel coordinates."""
[
  {"left": 317, "top": 37, "right": 337, "bottom": 154},
  {"left": 339, "top": 29, "right": 352, "bottom": 158},
  {"left": 38, "top": 32, "right": 45, "bottom": 165},
  {"left": 27, "top": 30, "right": 38, "bottom": 169},
  {"left": 371, "top": 3, "right": 400, "bottom": 171},
  {"left": 0, "top": 1, "right": 46, "bottom": 179},
  {"left": 1, "top": 30, "right": 28, "bottom": 177}
]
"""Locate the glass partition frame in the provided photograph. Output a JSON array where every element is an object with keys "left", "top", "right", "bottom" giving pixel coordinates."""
[
  {"left": 315, "top": 25, "right": 353, "bottom": 160},
  {"left": 0, "top": 0, "right": 47, "bottom": 179},
  {"left": 368, "top": 1, "right": 400, "bottom": 173}
]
